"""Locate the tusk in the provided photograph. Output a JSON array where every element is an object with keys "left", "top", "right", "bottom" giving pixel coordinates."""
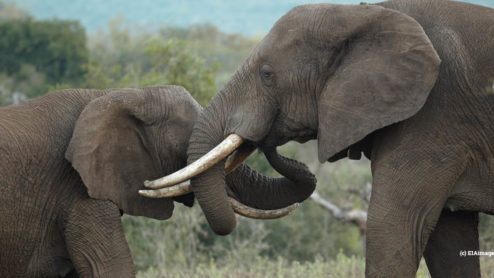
[
  {"left": 139, "top": 180, "right": 191, "bottom": 198},
  {"left": 138, "top": 150, "right": 251, "bottom": 198},
  {"left": 224, "top": 143, "right": 257, "bottom": 174},
  {"left": 139, "top": 143, "right": 256, "bottom": 199},
  {"left": 229, "top": 197, "right": 300, "bottom": 219},
  {"left": 144, "top": 134, "right": 243, "bottom": 189}
]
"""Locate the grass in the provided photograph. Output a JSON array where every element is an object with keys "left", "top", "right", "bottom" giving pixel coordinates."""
[{"left": 136, "top": 253, "right": 494, "bottom": 278}]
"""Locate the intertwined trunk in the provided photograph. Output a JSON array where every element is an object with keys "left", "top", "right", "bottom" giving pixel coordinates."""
[
  {"left": 226, "top": 147, "right": 316, "bottom": 210},
  {"left": 187, "top": 92, "right": 316, "bottom": 235}
]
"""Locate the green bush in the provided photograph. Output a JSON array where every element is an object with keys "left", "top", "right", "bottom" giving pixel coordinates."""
[
  {"left": 0, "top": 17, "right": 87, "bottom": 97},
  {"left": 76, "top": 17, "right": 219, "bottom": 106}
]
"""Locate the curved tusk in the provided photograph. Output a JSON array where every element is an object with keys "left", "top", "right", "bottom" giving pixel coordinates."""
[
  {"left": 139, "top": 180, "right": 192, "bottom": 198},
  {"left": 229, "top": 197, "right": 300, "bottom": 219},
  {"left": 139, "top": 143, "right": 256, "bottom": 199},
  {"left": 224, "top": 143, "right": 257, "bottom": 174},
  {"left": 144, "top": 134, "right": 243, "bottom": 189}
]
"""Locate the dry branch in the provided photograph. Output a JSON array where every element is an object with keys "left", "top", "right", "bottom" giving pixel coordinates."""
[{"left": 310, "top": 191, "right": 367, "bottom": 233}]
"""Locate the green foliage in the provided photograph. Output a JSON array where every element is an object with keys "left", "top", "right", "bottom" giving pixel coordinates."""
[
  {"left": 0, "top": 17, "right": 87, "bottom": 97},
  {"left": 0, "top": 64, "right": 44, "bottom": 103},
  {"left": 158, "top": 23, "right": 259, "bottom": 87},
  {"left": 122, "top": 207, "right": 209, "bottom": 271},
  {"left": 0, "top": 12, "right": 253, "bottom": 106},
  {"left": 136, "top": 254, "right": 477, "bottom": 278},
  {"left": 142, "top": 38, "right": 219, "bottom": 105},
  {"left": 135, "top": 254, "right": 494, "bottom": 278},
  {"left": 479, "top": 213, "right": 494, "bottom": 251},
  {"left": 77, "top": 17, "right": 219, "bottom": 106}
]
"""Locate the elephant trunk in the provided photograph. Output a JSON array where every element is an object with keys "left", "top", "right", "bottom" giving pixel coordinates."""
[
  {"left": 187, "top": 89, "right": 316, "bottom": 235},
  {"left": 187, "top": 92, "right": 238, "bottom": 235},
  {"left": 226, "top": 149, "right": 316, "bottom": 210}
]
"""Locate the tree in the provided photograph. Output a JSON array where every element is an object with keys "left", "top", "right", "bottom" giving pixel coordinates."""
[
  {"left": 80, "top": 17, "right": 219, "bottom": 106},
  {"left": 0, "top": 13, "right": 88, "bottom": 105},
  {"left": 0, "top": 18, "right": 87, "bottom": 90}
]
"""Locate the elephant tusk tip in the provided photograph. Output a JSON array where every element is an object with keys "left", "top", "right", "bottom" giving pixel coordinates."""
[
  {"left": 138, "top": 189, "right": 153, "bottom": 197},
  {"left": 139, "top": 180, "right": 192, "bottom": 199}
]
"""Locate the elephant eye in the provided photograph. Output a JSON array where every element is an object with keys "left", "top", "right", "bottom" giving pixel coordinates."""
[
  {"left": 261, "top": 71, "right": 273, "bottom": 78},
  {"left": 260, "top": 64, "right": 275, "bottom": 86}
]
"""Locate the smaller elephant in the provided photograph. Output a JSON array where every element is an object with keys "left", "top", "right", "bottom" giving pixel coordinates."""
[
  {"left": 0, "top": 85, "right": 310, "bottom": 277},
  {"left": 0, "top": 86, "right": 200, "bottom": 277}
]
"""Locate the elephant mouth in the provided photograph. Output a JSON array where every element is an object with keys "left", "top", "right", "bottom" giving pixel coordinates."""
[
  {"left": 262, "top": 132, "right": 314, "bottom": 149},
  {"left": 139, "top": 133, "right": 300, "bottom": 219}
]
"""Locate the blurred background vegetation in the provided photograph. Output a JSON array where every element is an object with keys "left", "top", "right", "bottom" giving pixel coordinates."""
[{"left": 1, "top": 1, "right": 493, "bottom": 277}]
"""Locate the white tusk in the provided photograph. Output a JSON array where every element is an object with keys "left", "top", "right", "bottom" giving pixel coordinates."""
[
  {"left": 229, "top": 197, "right": 300, "bottom": 219},
  {"left": 138, "top": 180, "right": 192, "bottom": 198},
  {"left": 144, "top": 134, "right": 244, "bottom": 189},
  {"left": 140, "top": 142, "right": 256, "bottom": 199}
]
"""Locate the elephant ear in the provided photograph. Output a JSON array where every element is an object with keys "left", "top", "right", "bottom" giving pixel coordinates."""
[
  {"left": 66, "top": 87, "right": 177, "bottom": 220},
  {"left": 317, "top": 4, "right": 440, "bottom": 162}
]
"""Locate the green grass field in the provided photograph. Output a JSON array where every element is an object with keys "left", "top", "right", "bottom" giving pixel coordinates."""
[{"left": 137, "top": 254, "right": 494, "bottom": 278}]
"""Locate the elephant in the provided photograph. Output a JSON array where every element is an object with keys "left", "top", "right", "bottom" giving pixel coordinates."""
[
  {"left": 143, "top": 1, "right": 494, "bottom": 277},
  {"left": 0, "top": 85, "right": 314, "bottom": 277}
]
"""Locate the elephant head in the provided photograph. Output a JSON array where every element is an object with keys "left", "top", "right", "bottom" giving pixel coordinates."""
[
  {"left": 66, "top": 85, "right": 311, "bottom": 222},
  {"left": 65, "top": 86, "right": 201, "bottom": 220},
  {"left": 146, "top": 4, "right": 440, "bottom": 234}
]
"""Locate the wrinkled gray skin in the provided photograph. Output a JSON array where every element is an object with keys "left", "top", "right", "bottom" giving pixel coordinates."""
[
  {"left": 0, "top": 85, "right": 313, "bottom": 277},
  {"left": 187, "top": 1, "right": 494, "bottom": 277}
]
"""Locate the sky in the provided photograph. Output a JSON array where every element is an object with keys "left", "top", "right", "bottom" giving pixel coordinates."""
[{"left": 7, "top": 0, "right": 494, "bottom": 36}]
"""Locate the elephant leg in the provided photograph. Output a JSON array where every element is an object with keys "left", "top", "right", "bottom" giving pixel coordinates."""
[
  {"left": 365, "top": 143, "right": 467, "bottom": 277},
  {"left": 64, "top": 198, "right": 135, "bottom": 278},
  {"left": 423, "top": 210, "right": 480, "bottom": 278}
]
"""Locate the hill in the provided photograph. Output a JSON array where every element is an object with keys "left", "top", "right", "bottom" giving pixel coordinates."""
[{"left": 6, "top": 0, "right": 494, "bottom": 35}]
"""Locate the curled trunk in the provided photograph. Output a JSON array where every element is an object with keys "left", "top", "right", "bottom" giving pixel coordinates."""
[
  {"left": 226, "top": 148, "right": 316, "bottom": 210},
  {"left": 187, "top": 93, "right": 316, "bottom": 235}
]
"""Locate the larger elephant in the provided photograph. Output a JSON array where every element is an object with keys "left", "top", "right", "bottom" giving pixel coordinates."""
[
  {"left": 145, "top": 1, "right": 494, "bottom": 277},
  {"left": 0, "top": 86, "right": 313, "bottom": 277}
]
